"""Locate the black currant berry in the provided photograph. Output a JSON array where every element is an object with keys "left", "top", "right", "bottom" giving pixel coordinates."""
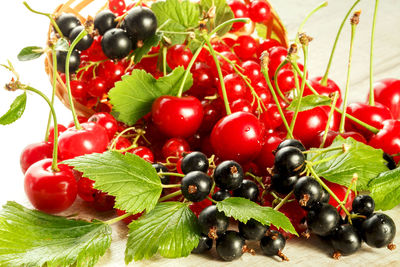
[
  {"left": 383, "top": 152, "right": 396, "bottom": 170},
  {"left": 320, "top": 187, "right": 330, "bottom": 203},
  {"left": 198, "top": 205, "right": 229, "bottom": 238},
  {"left": 260, "top": 230, "right": 287, "bottom": 259},
  {"left": 330, "top": 224, "right": 361, "bottom": 256},
  {"left": 212, "top": 190, "right": 231, "bottom": 202},
  {"left": 216, "top": 231, "right": 245, "bottom": 261},
  {"left": 214, "top": 160, "right": 244, "bottom": 191},
  {"left": 181, "top": 151, "right": 209, "bottom": 174},
  {"left": 274, "top": 146, "right": 305, "bottom": 176},
  {"left": 352, "top": 195, "right": 375, "bottom": 217},
  {"left": 293, "top": 176, "right": 323, "bottom": 209},
  {"left": 361, "top": 213, "right": 396, "bottom": 248},
  {"left": 276, "top": 139, "right": 306, "bottom": 152},
  {"left": 306, "top": 203, "right": 340, "bottom": 236},
  {"left": 191, "top": 234, "right": 213, "bottom": 254},
  {"left": 152, "top": 163, "right": 169, "bottom": 184},
  {"left": 238, "top": 218, "right": 269, "bottom": 241},
  {"left": 69, "top": 26, "right": 93, "bottom": 51},
  {"left": 94, "top": 10, "right": 118, "bottom": 35},
  {"left": 56, "top": 50, "right": 81, "bottom": 73},
  {"left": 55, "top": 13, "right": 81, "bottom": 36},
  {"left": 101, "top": 28, "right": 133, "bottom": 59},
  {"left": 233, "top": 179, "right": 259, "bottom": 202},
  {"left": 271, "top": 173, "right": 298, "bottom": 195},
  {"left": 181, "top": 171, "right": 212, "bottom": 202},
  {"left": 123, "top": 6, "right": 157, "bottom": 41}
]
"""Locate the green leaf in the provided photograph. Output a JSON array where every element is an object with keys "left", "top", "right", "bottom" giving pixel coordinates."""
[
  {"left": 109, "top": 67, "right": 193, "bottom": 125},
  {"left": 310, "top": 136, "right": 389, "bottom": 190},
  {"left": 200, "top": 0, "right": 234, "bottom": 36},
  {"left": 369, "top": 168, "right": 400, "bottom": 210},
  {"left": 17, "top": 46, "right": 44, "bottom": 61},
  {"left": 0, "top": 202, "right": 112, "bottom": 267},
  {"left": 151, "top": 0, "right": 200, "bottom": 45},
  {"left": 55, "top": 38, "right": 69, "bottom": 51},
  {"left": 133, "top": 32, "right": 163, "bottom": 64},
  {"left": 125, "top": 202, "right": 200, "bottom": 262},
  {"left": 0, "top": 92, "right": 26, "bottom": 125},
  {"left": 216, "top": 197, "right": 297, "bottom": 235},
  {"left": 63, "top": 151, "right": 162, "bottom": 214},
  {"left": 287, "top": 95, "right": 332, "bottom": 112},
  {"left": 255, "top": 23, "right": 267, "bottom": 39}
]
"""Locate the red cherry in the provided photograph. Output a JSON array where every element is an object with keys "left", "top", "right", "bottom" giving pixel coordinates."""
[
  {"left": 305, "top": 77, "right": 342, "bottom": 108},
  {"left": 198, "top": 98, "right": 224, "bottom": 134},
  {"left": 210, "top": 111, "right": 264, "bottom": 163},
  {"left": 108, "top": 0, "right": 126, "bottom": 16},
  {"left": 20, "top": 142, "right": 53, "bottom": 174},
  {"left": 368, "top": 119, "right": 400, "bottom": 163},
  {"left": 249, "top": 0, "right": 271, "bottom": 22},
  {"left": 228, "top": 0, "right": 249, "bottom": 31},
  {"left": 268, "top": 46, "right": 287, "bottom": 78},
  {"left": 151, "top": 96, "right": 204, "bottom": 138},
  {"left": 58, "top": 122, "right": 109, "bottom": 160},
  {"left": 259, "top": 104, "right": 283, "bottom": 130},
  {"left": 233, "top": 35, "right": 257, "bottom": 60},
  {"left": 88, "top": 112, "right": 118, "bottom": 140},
  {"left": 189, "top": 197, "right": 212, "bottom": 217},
  {"left": 24, "top": 159, "right": 77, "bottom": 213},
  {"left": 130, "top": 146, "right": 154, "bottom": 163},
  {"left": 312, "top": 130, "right": 367, "bottom": 148},
  {"left": 323, "top": 179, "right": 355, "bottom": 217},
  {"left": 371, "top": 78, "right": 400, "bottom": 119},
  {"left": 192, "top": 62, "right": 215, "bottom": 90},
  {"left": 166, "top": 45, "right": 193, "bottom": 69},
  {"left": 48, "top": 124, "right": 67, "bottom": 144},
  {"left": 256, "top": 39, "right": 283, "bottom": 59},
  {"left": 67, "top": 116, "right": 88, "bottom": 128},
  {"left": 77, "top": 176, "right": 97, "bottom": 202},
  {"left": 276, "top": 63, "right": 306, "bottom": 93},
  {"left": 255, "top": 133, "right": 283, "bottom": 173},
  {"left": 162, "top": 137, "right": 190, "bottom": 159}
]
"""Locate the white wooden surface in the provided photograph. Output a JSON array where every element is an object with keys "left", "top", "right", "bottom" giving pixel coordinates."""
[{"left": 0, "top": 0, "right": 399, "bottom": 266}]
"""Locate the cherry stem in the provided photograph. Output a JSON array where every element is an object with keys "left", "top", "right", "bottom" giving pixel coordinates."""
[
  {"left": 273, "top": 191, "right": 293, "bottom": 211},
  {"left": 64, "top": 29, "right": 88, "bottom": 130},
  {"left": 320, "top": 0, "right": 361, "bottom": 86},
  {"left": 369, "top": 0, "right": 379, "bottom": 106},
  {"left": 44, "top": 47, "right": 58, "bottom": 141},
  {"left": 306, "top": 163, "right": 351, "bottom": 218},
  {"left": 162, "top": 46, "right": 167, "bottom": 76},
  {"left": 291, "top": 63, "right": 379, "bottom": 134},
  {"left": 161, "top": 183, "right": 181, "bottom": 189},
  {"left": 109, "top": 126, "right": 136, "bottom": 150},
  {"left": 339, "top": 18, "right": 359, "bottom": 133},
  {"left": 273, "top": 59, "right": 291, "bottom": 104},
  {"left": 297, "top": 1, "right": 328, "bottom": 41},
  {"left": 158, "top": 190, "right": 182, "bottom": 202},
  {"left": 303, "top": 145, "right": 343, "bottom": 155},
  {"left": 104, "top": 212, "right": 133, "bottom": 225},
  {"left": 320, "top": 92, "right": 340, "bottom": 148},
  {"left": 23, "top": 1, "right": 64, "bottom": 38},
  {"left": 158, "top": 172, "right": 185, "bottom": 178}
]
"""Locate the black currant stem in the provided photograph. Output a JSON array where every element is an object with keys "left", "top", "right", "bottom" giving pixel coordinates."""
[
  {"left": 320, "top": 0, "right": 361, "bottom": 86},
  {"left": 206, "top": 196, "right": 218, "bottom": 205},
  {"left": 246, "top": 172, "right": 265, "bottom": 189},
  {"left": 320, "top": 92, "right": 339, "bottom": 148},
  {"left": 306, "top": 163, "right": 351, "bottom": 217},
  {"left": 65, "top": 29, "right": 88, "bottom": 130},
  {"left": 343, "top": 174, "right": 357, "bottom": 203},
  {"left": 161, "top": 184, "right": 181, "bottom": 189},
  {"left": 302, "top": 145, "right": 343, "bottom": 155},
  {"left": 44, "top": 47, "right": 58, "bottom": 142},
  {"left": 273, "top": 59, "right": 291, "bottom": 104},
  {"left": 369, "top": 0, "right": 379, "bottom": 106},
  {"left": 261, "top": 61, "right": 294, "bottom": 139},
  {"left": 24, "top": 86, "right": 60, "bottom": 172},
  {"left": 291, "top": 63, "right": 380, "bottom": 134},
  {"left": 339, "top": 16, "right": 359, "bottom": 133},
  {"left": 162, "top": 46, "right": 167, "bottom": 76},
  {"left": 158, "top": 190, "right": 182, "bottom": 202},
  {"left": 297, "top": 1, "right": 328, "bottom": 40},
  {"left": 273, "top": 191, "right": 293, "bottom": 211},
  {"left": 23, "top": 1, "right": 64, "bottom": 38},
  {"left": 158, "top": 172, "right": 185, "bottom": 178},
  {"left": 104, "top": 212, "right": 133, "bottom": 225},
  {"left": 308, "top": 152, "right": 343, "bottom": 166}
]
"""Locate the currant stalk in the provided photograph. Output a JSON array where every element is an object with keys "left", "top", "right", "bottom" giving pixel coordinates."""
[
  {"left": 320, "top": 92, "right": 339, "bottom": 148},
  {"left": 162, "top": 45, "right": 167, "bottom": 76},
  {"left": 273, "top": 191, "right": 294, "bottom": 211},
  {"left": 369, "top": 0, "right": 379, "bottom": 106},
  {"left": 158, "top": 190, "right": 183, "bottom": 202}
]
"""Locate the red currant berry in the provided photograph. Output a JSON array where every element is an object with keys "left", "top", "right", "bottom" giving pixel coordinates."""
[
  {"left": 241, "top": 60, "right": 262, "bottom": 83},
  {"left": 96, "top": 60, "right": 125, "bottom": 89},
  {"left": 70, "top": 80, "right": 88, "bottom": 105},
  {"left": 249, "top": 0, "right": 271, "bottom": 22},
  {"left": 108, "top": 0, "right": 126, "bottom": 16},
  {"left": 256, "top": 38, "right": 283, "bottom": 59},
  {"left": 219, "top": 74, "right": 248, "bottom": 103},
  {"left": 87, "top": 76, "right": 107, "bottom": 97},
  {"left": 130, "top": 146, "right": 154, "bottom": 163},
  {"left": 268, "top": 46, "right": 288, "bottom": 78},
  {"left": 162, "top": 137, "right": 190, "bottom": 159},
  {"left": 233, "top": 35, "right": 257, "bottom": 60},
  {"left": 228, "top": 0, "right": 249, "bottom": 31},
  {"left": 166, "top": 45, "right": 193, "bottom": 69}
]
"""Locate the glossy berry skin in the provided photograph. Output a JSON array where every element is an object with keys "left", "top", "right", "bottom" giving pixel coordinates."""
[
  {"left": 101, "top": 28, "right": 133, "bottom": 59},
  {"left": 69, "top": 80, "right": 87, "bottom": 104},
  {"left": 181, "top": 171, "right": 212, "bottom": 202},
  {"left": 24, "top": 159, "right": 77, "bottom": 214},
  {"left": 260, "top": 230, "right": 286, "bottom": 256},
  {"left": 181, "top": 151, "right": 209, "bottom": 174},
  {"left": 276, "top": 139, "right": 306, "bottom": 152},
  {"left": 274, "top": 146, "right": 305, "bottom": 176},
  {"left": 96, "top": 60, "right": 125, "bottom": 89},
  {"left": 198, "top": 205, "right": 229, "bottom": 236},
  {"left": 271, "top": 173, "right": 298, "bottom": 195},
  {"left": 256, "top": 38, "right": 282, "bottom": 59},
  {"left": 330, "top": 224, "right": 362, "bottom": 255},
  {"left": 212, "top": 190, "right": 231, "bottom": 202},
  {"left": 77, "top": 176, "right": 97, "bottom": 202},
  {"left": 249, "top": 0, "right": 271, "bottom": 22},
  {"left": 166, "top": 45, "right": 193, "bottom": 69},
  {"left": 372, "top": 78, "right": 400, "bottom": 119},
  {"left": 233, "top": 179, "right": 259, "bottom": 202},
  {"left": 55, "top": 13, "right": 81, "bottom": 36},
  {"left": 152, "top": 163, "right": 170, "bottom": 184},
  {"left": 211, "top": 112, "right": 264, "bottom": 163},
  {"left": 152, "top": 96, "right": 204, "bottom": 138},
  {"left": 69, "top": 25, "right": 93, "bottom": 51},
  {"left": 368, "top": 119, "right": 400, "bottom": 163},
  {"left": 219, "top": 74, "right": 248, "bottom": 103},
  {"left": 268, "top": 46, "right": 287, "bottom": 78},
  {"left": 293, "top": 176, "right": 323, "bottom": 210},
  {"left": 306, "top": 203, "right": 340, "bottom": 236},
  {"left": 305, "top": 77, "right": 342, "bottom": 108},
  {"left": 20, "top": 142, "right": 53, "bottom": 174},
  {"left": 233, "top": 35, "right": 257, "bottom": 60},
  {"left": 48, "top": 124, "right": 67, "bottom": 144},
  {"left": 361, "top": 213, "right": 396, "bottom": 248},
  {"left": 131, "top": 146, "right": 154, "bottom": 163},
  {"left": 314, "top": 130, "right": 367, "bottom": 148},
  {"left": 255, "top": 133, "right": 283, "bottom": 172},
  {"left": 216, "top": 231, "right": 245, "bottom": 261},
  {"left": 123, "top": 6, "right": 157, "bottom": 40},
  {"left": 352, "top": 195, "right": 375, "bottom": 217},
  {"left": 58, "top": 122, "right": 109, "bottom": 160},
  {"left": 87, "top": 76, "right": 107, "bottom": 97},
  {"left": 108, "top": 0, "right": 126, "bottom": 16},
  {"left": 56, "top": 50, "right": 81, "bottom": 73},
  {"left": 192, "top": 235, "right": 213, "bottom": 254},
  {"left": 228, "top": 0, "right": 248, "bottom": 31},
  {"left": 214, "top": 160, "right": 244, "bottom": 190},
  {"left": 94, "top": 10, "right": 117, "bottom": 35},
  {"left": 239, "top": 218, "right": 269, "bottom": 241},
  {"left": 161, "top": 137, "right": 190, "bottom": 159},
  {"left": 88, "top": 112, "right": 118, "bottom": 140}
]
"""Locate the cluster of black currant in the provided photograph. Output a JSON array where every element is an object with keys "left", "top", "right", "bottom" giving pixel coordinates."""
[{"left": 54, "top": 5, "right": 157, "bottom": 73}]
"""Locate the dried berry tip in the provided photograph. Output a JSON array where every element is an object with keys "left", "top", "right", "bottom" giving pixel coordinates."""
[
  {"left": 277, "top": 250, "right": 289, "bottom": 261},
  {"left": 350, "top": 10, "right": 361, "bottom": 25},
  {"left": 299, "top": 33, "right": 313, "bottom": 46},
  {"left": 387, "top": 243, "right": 396, "bottom": 251},
  {"left": 332, "top": 251, "right": 341, "bottom": 260},
  {"left": 208, "top": 226, "right": 218, "bottom": 240}
]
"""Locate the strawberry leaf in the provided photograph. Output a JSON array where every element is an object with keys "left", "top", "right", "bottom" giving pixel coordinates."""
[
  {"left": 63, "top": 151, "right": 163, "bottom": 214},
  {"left": 200, "top": 0, "right": 234, "bottom": 36},
  {"left": 216, "top": 197, "right": 297, "bottom": 235},
  {"left": 287, "top": 95, "right": 332, "bottom": 112},
  {"left": 17, "top": 46, "right": 44, "bottom": 61},
  {"left": 125, "top": 202, "right": 200, "bottom": 262},
  {"left": 369, "top": 168, "right": 400, "bottom": 211},
  {"left": 109, "top": 67, "right": 192, "bottom": 125},
  {"left": 0, "top": 202, "right": 112, "bottom": 267},
  {"left": 0, "top": 92, "right": 26, "bottom": 125}
]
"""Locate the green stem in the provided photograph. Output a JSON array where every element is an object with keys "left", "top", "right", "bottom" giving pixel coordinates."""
[
  {"left": 308, "top": 152, "right": 342, "bottom": 166},
  {"left": 273, "top": 59, "right": 291, "bottom": 104},
  {"left": 162, "top": 184, "right": 182, "bottom": 189},
  {"left": 339, "top": 23, "right": 357, "bottom": 133},
  {"left": 158, "top": 172, "right": 185, "bottom": 178},
  {"left": 320, "top": 92, "right": 339, "bottom": 148},
  {"left": 206, "top": 196, "right": 218, "bottom": 204},
  {"left": 104, "top": 212, "right": 133, "bottom": 225},
  {"left": 158, "top": 190, "right": 182, "bottom": 202},
  {"left": 162, "top": 46, "right": 167, "bottom": 76},
  {"left": 209, "top": 18, "right": 249, "bottom": 36},
  {"left": 320, "top": 0, "right": 361, "bottom": 86},
  {"left": 303, "top": 145, "right": 343, "bottom": 154},
  {"left": 369, "top": 0, "right": 379, "bottom": 106},
  {"left": 274, "top": 191, "right": 293, "bottom": 211},
  {"left": 297, "top": 1, "right": 328, "bottom": 38},
  {"left": 44, "top": 47, "right": 58, "bottom": 141},
  {"left": 65, "top": 29, "right": 88, "bottom": 130}
]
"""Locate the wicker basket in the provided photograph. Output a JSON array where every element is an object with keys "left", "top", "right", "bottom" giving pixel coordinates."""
[{"left": 45, "top": 0, "right": 288, "bottom": 117}]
